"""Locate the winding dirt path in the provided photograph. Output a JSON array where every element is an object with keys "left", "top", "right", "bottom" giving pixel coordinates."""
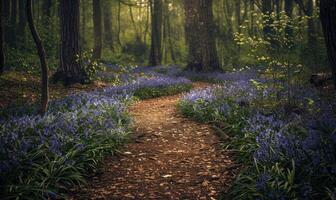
[{"left": 72, "top": 83, "right": 237, "bottom": 200}]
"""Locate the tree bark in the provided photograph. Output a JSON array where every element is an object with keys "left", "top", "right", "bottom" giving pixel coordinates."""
[
  {"left": 199, "top": 0, "right": 220, "bottom": 71},
  {"left": 183, "top": 0, "right": 202, "bottom": 70},
  {"left": 55, "top": 0, "right": 86, "bottom": 85},
  {"left": 3, "top": 0, "right": 10, "bottom": 44},
  {"left": 26, "top": 0, "right": 49, "bottom": 115},
  {"left": 18, "top": 0, "right": 27, "bottom": 42},
  {"left": 0, "top": 0, "right": 5, "bottom": 74},
  {"left": 235, "top": 0, "right": 241, "bottom": 32},
  {"left": 93, "top": 0, "right": 102, "bottom": 60},
  {"left": 285, "top": 0, "right": 293, "bottom": 37},
  {"left": 149, "top": 0, "right": 163, "bottom": 66},
  {"left": 9, "top": 0, "right": 17, "bottom": 46},
  {"left": 320, "top": 0, "right": 336, "bottom": 88},
  {"left": 262, "top": 0, "right": 272, "bottom": 38},
  {"left": 307, "top": 0, "right": 317, "bottom": 58},
  {"left": 81, "top": 0, "right": 86, "bottom": 48},
  {"left": 183, "top": 0, "right": 220, "bottom": 71},
  {"left": 103, "top": 1, "right": 114, "bottom": 51}
]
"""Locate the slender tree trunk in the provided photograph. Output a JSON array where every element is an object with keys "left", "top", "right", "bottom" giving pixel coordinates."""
[
  {"left": 307, "top": 0, "right": 317, "bottom": 58},
  {"left": 235, "top": 0, "right": 241, "bottom": 32},
  {"left": 17, "top": 0, "right": 26, "bottom": 43},
  {"left": 144, "top": 4, "right": 150, "bottom": 47},
  {"left": 320, "top": 0, "right": 336, "bottom": 88},
  {"left": 149, "top": 0, "right": 163, "bottom": 66},
  {"left": 117, "top": 1, "right": 122, "bottom": 46},
  {"left": 249, "top": 0, "right": 256, "bottom": 36},
  {"left": 0, "top": 0, "right": 5, "bottom": 74},
  {"left": 55, "top": 0, "right": 86, "bottom": 85},
  {"left": 262, "top": 0, "right": 272, "bottom": 37},
  {"left": 10, "top": 0, "right": 17, "bottom": 46},
  {"left": 285, "top": 0, "right": 293, "bottom": 37},
  {"left": 81, "top": 0, "right": 86, "bottom": 48},
  {"left": 3, "top": 0, "right": 10, "bottom": 44},
  {"left": 3, "top": 0, "right": 10, "bottom": 19},
  {"left": 274, "top": 0, "right": 281, "bottom": 18},
  {"left": 103, "top": 1, "right": 114, "bottom": 51},
  {"left": 92, "top": 0, "right": 102, "bottom": 60},
  {"left": 27, "top": 0, "right": 49, "bottom": 115},
  {"left": 166, "top": 10, "right": 176, "bottom": 63}
]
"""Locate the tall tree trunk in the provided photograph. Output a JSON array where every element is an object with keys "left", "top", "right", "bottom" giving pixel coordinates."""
[
  {"left": 320, "top": 0, "right": 336, "bottom": 88},
  {"left": 183, "top": 0, "right": 202, "bottom": 71},
  {"left": 3, "top": 0, "right": 10, "bottom": 44},
  {"left": 262, "top": 0, "right": 272, "bottom": 37},
  {"left": 93, "top": 0, "right": 102, "bottom": 60},
  {"left": 103, "top": 1, "right": 114, "bottom": 51},
  {"left": 307, "top": 0, "right": 317, "bottom": 58},
  {"left": 166, "top": 10, "right": 176, "bottom": 63},
  {"left": 117, "top": 1, "right": 122, "bottom": 46},
  {"left": 54, "top": 0, "right": 86, "bottom": 85},
  {"left": 10, "top": 0, "right": 17, "bottom": 46},
  {"left": 81, "top": 0, "right": 86, "bottom": 48},
  {"left": 285, "top": 0, "right": 293, "bottom": 37},
  {"left": 183, "top": 0, "right": 220, "bottom": 71},
  {"left": 27, "top": 0, "right": 49, "bottom": 115},
  {"left": 199, "top": 0, "right": 220, "bottom": 71},
  {"left": 0, "top": 0, "right": 5, "bottom": 74},
  {"left": 235, "top": 0, "right": 241, "bottom": 32},
  {"left": 149, "top": 0, "right": 163, "bottom": 66},
  {"left": 18, "top": 0, "right": 26, "bottom": 43},
  {"left": 249, "top": 0, "right": 256, "bottom": 36}
]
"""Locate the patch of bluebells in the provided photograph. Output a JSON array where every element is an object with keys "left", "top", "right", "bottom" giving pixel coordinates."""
[
  {"left": 0, "top": 90, "right": 132, "bottom": 197},
  {"left": 0, "top": 73, "right": 192, "bottom": 198},
  {"left": 132, "top": 65, "right": 184, "bottom": 77},
  {"left": 182, "top": 69, "right": 258, "bottom": 83},
  {"left": 179, "top": 70, "right": 336, "bottom": 199}
]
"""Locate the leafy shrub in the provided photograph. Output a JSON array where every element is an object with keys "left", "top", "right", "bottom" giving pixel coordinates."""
[{"left": 133, "top": 77, "right": 192, "bottom": 99}]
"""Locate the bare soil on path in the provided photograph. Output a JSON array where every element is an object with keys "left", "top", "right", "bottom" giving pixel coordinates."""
[{"left": 72, "top": 83, "right": 238, "bottom": 200}]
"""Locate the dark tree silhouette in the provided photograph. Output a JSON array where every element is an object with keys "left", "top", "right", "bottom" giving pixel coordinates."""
[
  {"left": 183, "top": 0, "right": 219, "bottom": 71},
  {"left": 9, "top": 0, "right": 17, "bottom": 47},
  {"left": 26, "top": 0, "right": 49, "bottom": 115},
  {"left": 103, "top": 1, "right": 114, "bottom": 51},
  {"left": 149, "top": 0, "right": 163, "bottom": 66},
  {"left": 17, "top": 0, "right": 26, "bottom": 42},
  {"left": 54, "top": 0, "right": 86, "bottom": 85},
  {"left": 320, "top": 0, "right": 336, "bottom": 88},
  {"left": 262, "top": 0, "right": 273, "bottom": 39},
  {"left": 0, "top": 0, "right": 4, "bottom": 74},
  {"left": 93, "top": 0, "right": 103, "bottom": 60},
  {"left": 285, "top": 0, "right": 294, "bottom": 37}
]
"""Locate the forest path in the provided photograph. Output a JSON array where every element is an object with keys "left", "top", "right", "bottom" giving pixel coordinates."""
[{"left": 73, "top": 83, "right": 237, "bottom": 200}]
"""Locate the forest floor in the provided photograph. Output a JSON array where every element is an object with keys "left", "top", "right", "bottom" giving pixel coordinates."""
[
  {"left": 0, "top": 71, "right": 108, "bottom": 108},
  {"left": 71, "top": 83, "right": 239, "bottom": 200}
]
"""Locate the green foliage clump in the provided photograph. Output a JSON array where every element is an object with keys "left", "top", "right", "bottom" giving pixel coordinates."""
[{"left": 134, "top": 83, "right": 192, "bottom": 99}]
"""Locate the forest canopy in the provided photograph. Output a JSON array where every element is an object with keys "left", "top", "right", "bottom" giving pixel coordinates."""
[{"left": 0, "top": 0, "right": 333, "bottom": 74}]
